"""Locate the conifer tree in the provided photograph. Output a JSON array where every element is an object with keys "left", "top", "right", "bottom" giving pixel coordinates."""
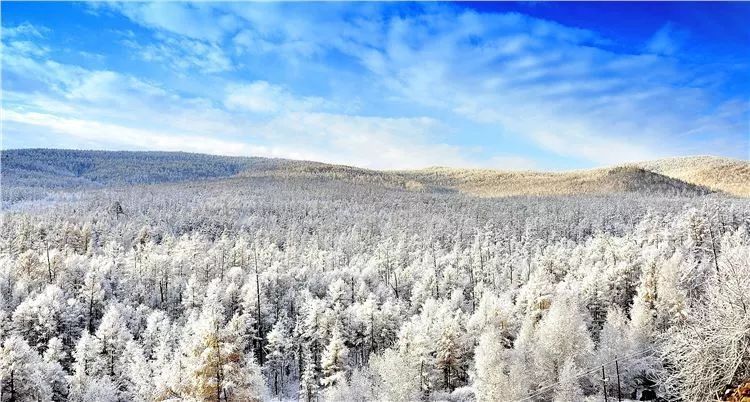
[{"left": 321, "top": 326, "right": 349, "bottom": 388}]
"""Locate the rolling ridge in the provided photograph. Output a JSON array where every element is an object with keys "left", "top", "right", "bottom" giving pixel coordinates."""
[{"left": 1, "top": 149, "right": 747, "bottom": 203}]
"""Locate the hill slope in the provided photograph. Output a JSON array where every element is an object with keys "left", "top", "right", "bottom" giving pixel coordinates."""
[
  {"left": 0, "top": 148, "right": 296, "bottom": 189},
  {"left": 633, "top": 156, "right": 750, "bottom": 197},
  {"left": 2, "top": 149, "right": 741, "bottom": 205},
  {"left": 399, "top": 165, "right": 713, "bottom": 197}
]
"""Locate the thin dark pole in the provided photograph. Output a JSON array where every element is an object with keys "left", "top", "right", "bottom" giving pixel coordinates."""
[
  {"left": 615, "top": 359, "right": 622, "bottom": 402},
  {"left": 602, "top": 365, "right": 609, "bottom": 402}
]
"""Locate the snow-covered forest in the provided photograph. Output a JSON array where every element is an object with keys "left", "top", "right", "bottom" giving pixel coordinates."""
[{"left": 1, "top": 155, "right": 749, "bottom": 402}]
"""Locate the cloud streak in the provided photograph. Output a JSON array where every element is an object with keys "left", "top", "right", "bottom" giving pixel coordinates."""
[
  {"left": 1, "top": 32, "right": 490, "bottom": 169},
  {"left": 2, "top": 3, "right": 747, "bottom": 169},
  {"left": 3, "top": 110, "right": 256, "bottom": 156}
]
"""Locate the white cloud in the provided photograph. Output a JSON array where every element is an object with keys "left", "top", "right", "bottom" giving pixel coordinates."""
[
  {"left": 2, "top": 106, "right": 486, "bottom": 169},
  {"left": 106, "top": 2, "right": 239, "bottom": 42},
  {"left": 3, "top": 22, "right": 48, "bottom": 39},
  {"left": 2, "top": 48, "right": 495, "bottom": 169},
  {"left": 224, "top": 81, "right": 330, "bottom": 114},
  {"left": 65, "top": 71, "right": 168, "bottom": 103},
  {"left": 4, "top": 40, "right": 49, "bottom": 57},
  {"left": 645, "top": 23, "right": 687, "bottom": 56},
  {"left": 227, "top": 4, "right": 746, "bottom": 164},
  {"left": 258, "top": 112, "right": 478, "bottom": 169},
  {"left": 322, "top": 6, "right": 745, "bottom": 164},
  {"left": 6, "top": 3, "right": 747, "bottom": 169},
  {"left": 2, "top": 51, "right": 249, "bottom": 139},
  {"left": 2, "top": 50, "right": 86, "bottom": 93},
  {"left": 126, "top": 3, "right": 666, "bottom": 164},
  {"left": 98, "top": 3, "right": 237, "bottom": 74},
  {"left": 121, "top": 35, "right": 233, "bottom": 74},
  {"left": 2, "top": 110, "right": 256, "bottom": 156}
]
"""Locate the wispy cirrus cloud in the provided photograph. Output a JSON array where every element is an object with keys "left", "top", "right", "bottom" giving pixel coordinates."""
[
  {"left": 3, "top": 3, "right": 748, "bottom": 169},
  {"left": 1, "top": 26, "right": 490, "bottom": 169},
  {"left": 123, "top": 35, "right": 234, "bottom": 73},
  {"left": 102, "top": 2, "right": 240, "bottom": 42},
  {"left": 645, "top": 23, "right": 689, "bottom": 56},
  {"left": 328, "top": 7, "right": 745, "bottom": 164},
  {"left": 224, "top": 81, "right": 332, "bottom": 114},
  {"left": 3, "top": 110, "right": 255, "bottom": 156},
  {"left": 2, "top": 21, "right": 48, "bottom": 38},
  {"left": 107, "top": 2, "right": 747, "bottom": 163}
]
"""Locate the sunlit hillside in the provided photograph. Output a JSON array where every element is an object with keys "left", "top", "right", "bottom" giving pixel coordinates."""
[
  {"left": 634, "top": 156, "right": 750, "bottom": 197},
  {"left": 5, "top": 150, "right": 746, "bottom": 207}
]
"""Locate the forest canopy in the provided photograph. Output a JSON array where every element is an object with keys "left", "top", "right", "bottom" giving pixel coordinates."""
[{"left": 0, "top": 150, "right": 749, "bottom": 401}]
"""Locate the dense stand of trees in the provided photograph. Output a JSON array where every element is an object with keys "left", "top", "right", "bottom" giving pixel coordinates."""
[
  {"left": 2, "top": 149, "right": 726, "bottom": 207},
  {"left": 0, "top": 174, "right": 748, "bottom": 401}
]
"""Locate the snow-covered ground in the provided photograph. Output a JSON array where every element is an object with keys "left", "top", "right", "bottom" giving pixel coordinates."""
[{"left": 0, "top": 163, "right": 748, "bottom": 401}]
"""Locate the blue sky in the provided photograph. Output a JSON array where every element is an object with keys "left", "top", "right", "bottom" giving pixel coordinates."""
[{"left": 2, "top": 2, "right": 748, "bottom": 170}]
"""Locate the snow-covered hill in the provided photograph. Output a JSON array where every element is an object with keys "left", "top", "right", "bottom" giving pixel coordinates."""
[
  {"left": 4, "top": 149, "right": 745, "bottom": 206},
  {"left": 1, "top": 148, "right": 749, "bottom": 402},
  {"left": 633, "top": 156, "right": 750, "bottom": 197}
]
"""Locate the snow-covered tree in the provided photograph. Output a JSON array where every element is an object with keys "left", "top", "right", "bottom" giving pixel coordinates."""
[
  {"left": 321, "top": 325, "right": 349, "bottom": 389},
  {"left": 265, "top": 315, "right": 292, "bottom": 396},
  {"left": 11, "top": 284, "right": 66, "bottom": 350},
  {"left": 2, "top": 150, "right": 749, "bottom": 402},
  {"left": 0, "top": 335, "right": 52, "bottom": 401},
  {"left": 299, "top": 350, "right": 319, "bottom": 402},
  {"left": 371, "top": 348, "right": 421, "bottom": 402},
  {"left": 661, "top": 231, "right": 750, "bottom": 401},
  {"left": 473, "top": 329, "right": 528, "bottom": 401},
  {"left": 554, "top": 359, "right": 585, "bottom": 402},
  {"left": 533, "top": 291, "right": 594, "bottom": 389}
]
